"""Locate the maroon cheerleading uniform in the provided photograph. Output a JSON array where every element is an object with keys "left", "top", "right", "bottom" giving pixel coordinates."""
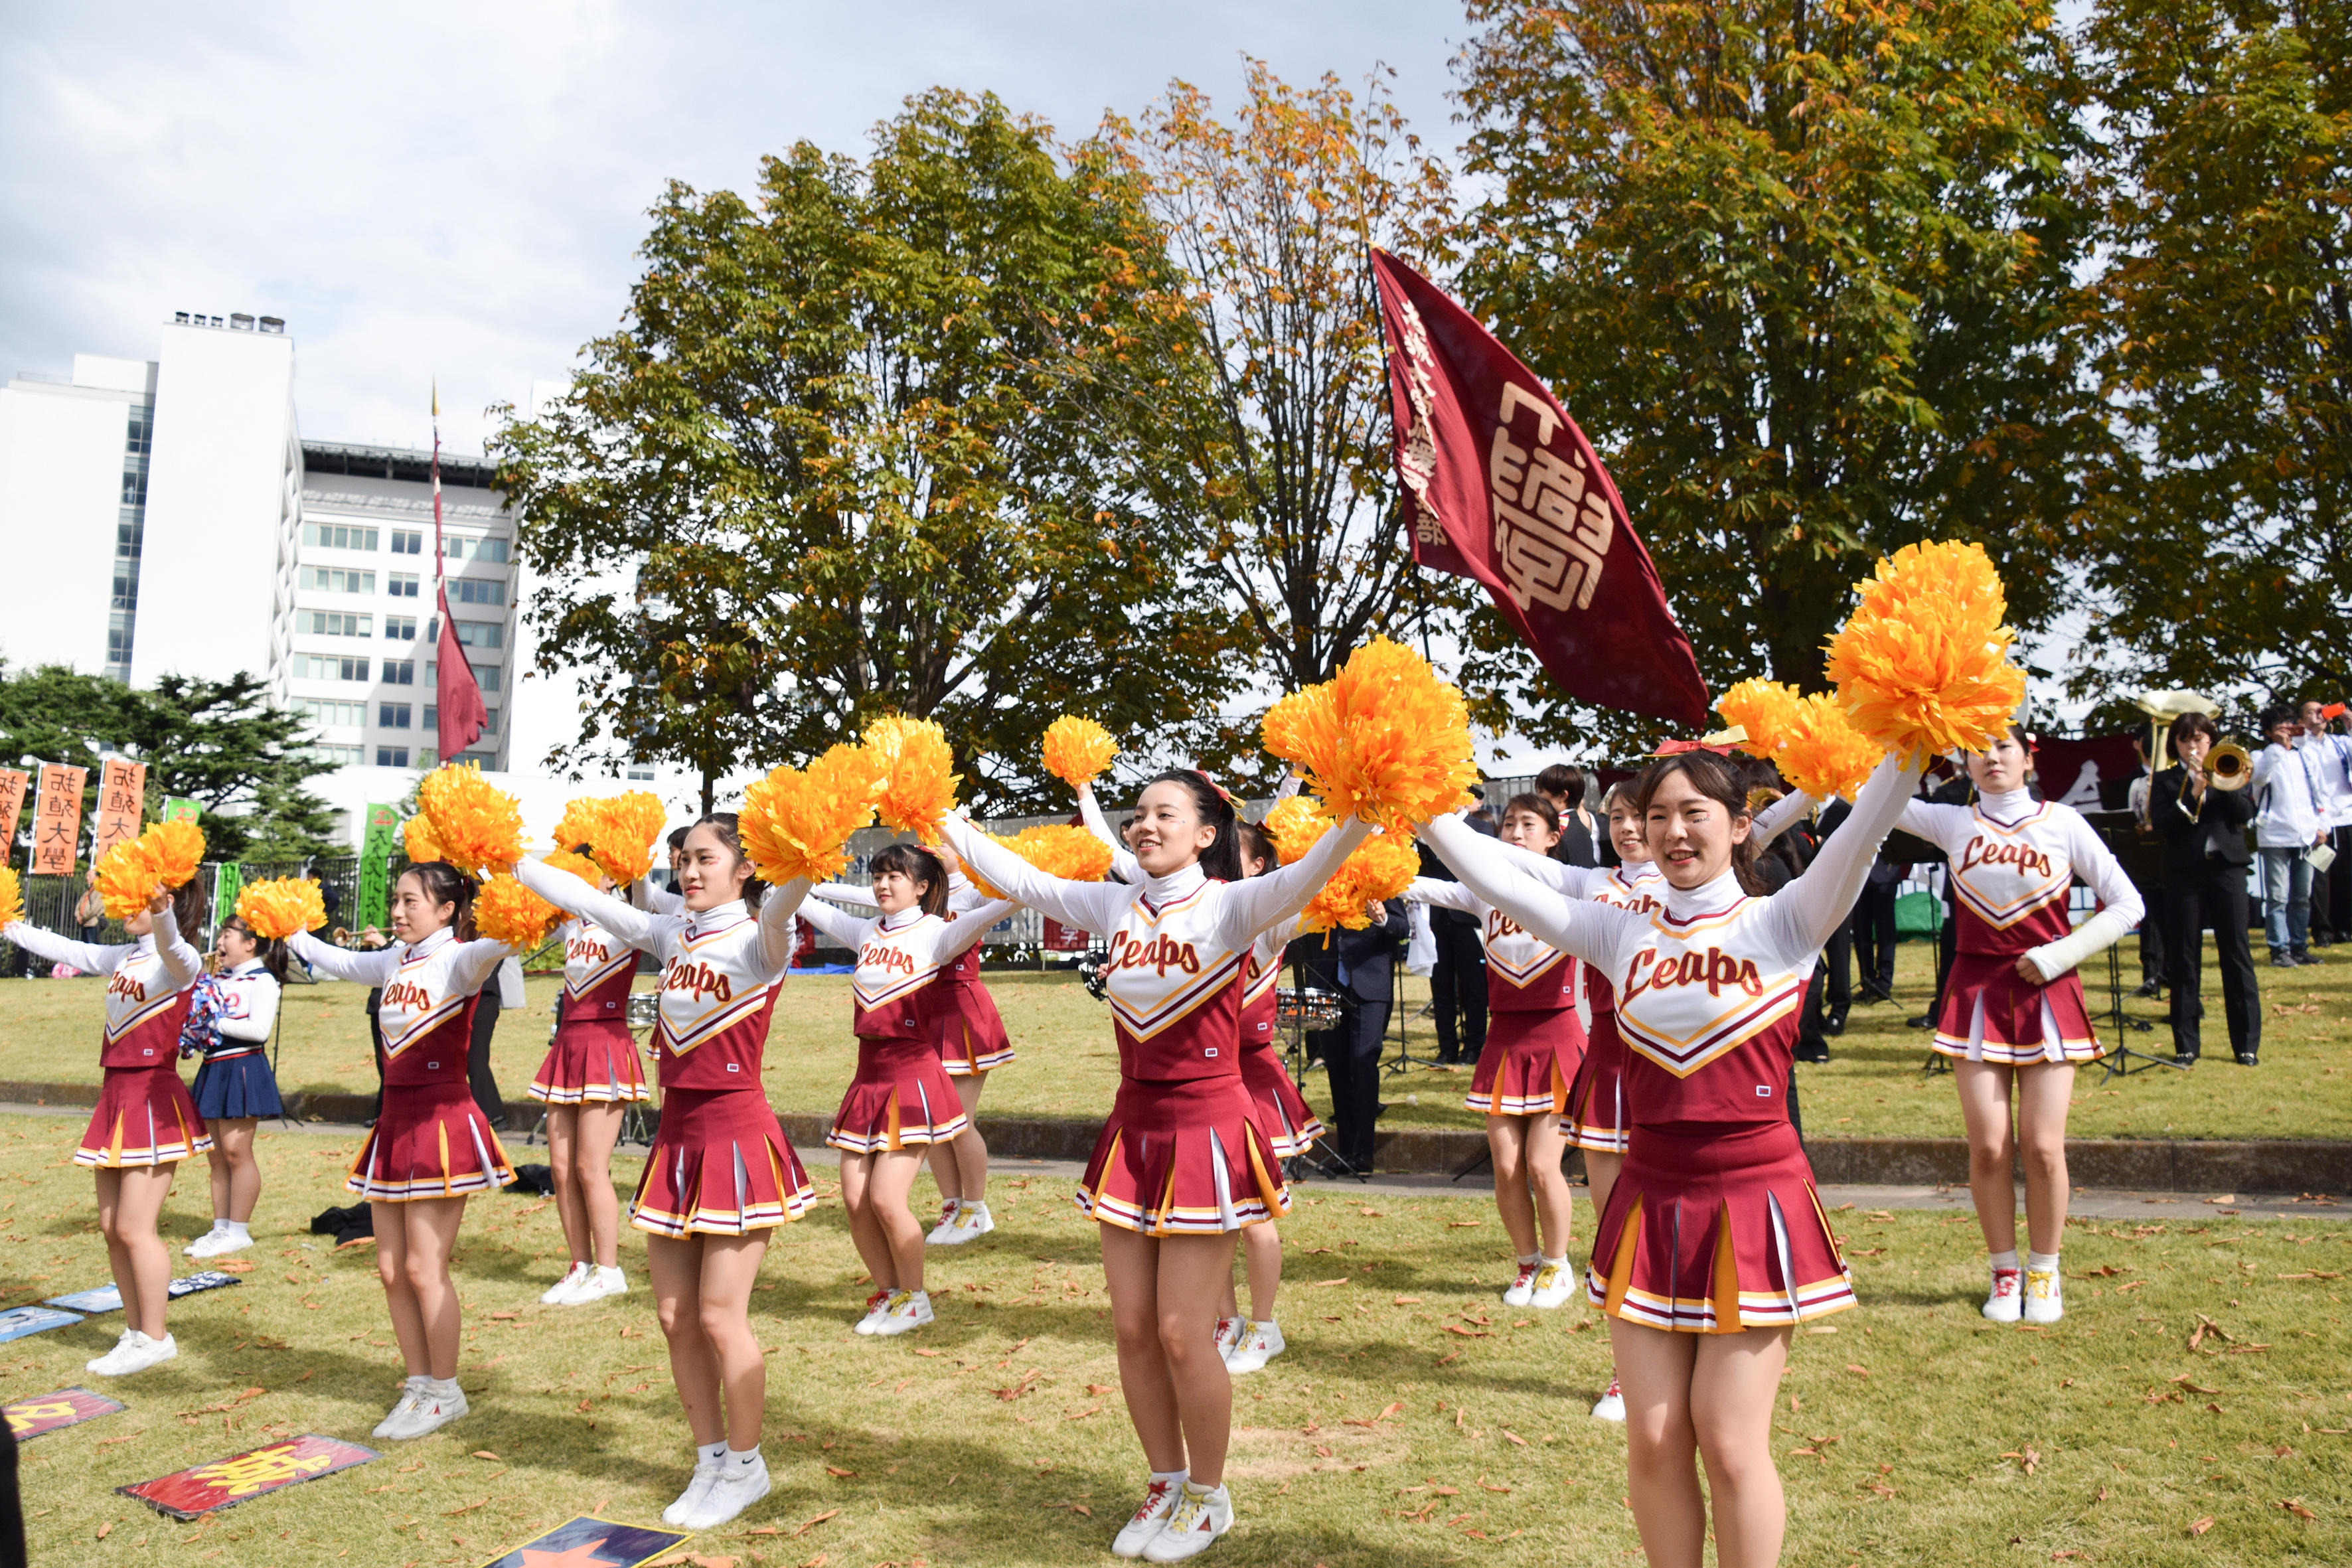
[
  {"left": 941, "top": 811, "right": 1374, "bottom": 1235},
  {"left": 1236, "top": 921, "right": 1324, "bottom": 1158},
  {"left": 528, "top": 917, "right": 651, "bottom": 1105},
  {"left": 6, "top": 913, "right": 210, "bottom": 1167},
  {"left": 1564, "top": 864, "right": 1667, "bottom": 1154},
  {"left": 1425, "top": 755, "right": 1925, "bottom": 1332},
  {"left": 1408, "top": 878, "right": 1587, "bottom": 1117},
  {"left": 515, "top": 858, "right": 815, "bottom": 1237},
  {"left": 814, "top": 878, "right": 1015, "bottom": 1075}
]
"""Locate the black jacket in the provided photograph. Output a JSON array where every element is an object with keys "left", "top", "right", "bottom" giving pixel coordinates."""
[
  {"left": 1326, "top": 900, "right": 1409, "bottom": 1004},
  {"left": 2147, "top": 766, "right": 2255, "bottom": 871}
]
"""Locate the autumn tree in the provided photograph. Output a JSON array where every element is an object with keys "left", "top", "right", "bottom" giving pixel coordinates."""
[
  {"left": 2072, "top": 0, "right": 2352, "bottom": 707},
  {"left": 493, "top": 90, "right": 1238, "bottom": 812},
  {"left": 1454, "top": 0, "right": 2104, "bottom": 749}
]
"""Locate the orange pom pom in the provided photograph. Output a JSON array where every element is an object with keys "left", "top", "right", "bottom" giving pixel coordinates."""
[
  {"left": 591, "top": 791, "right": 666, "bottom": 884},
  {"left": 1269, "top": 640, "right": 1476, "bottom": 830},
  {"left": 1715, "top": 678, "right": 1806, "bottom": 761},
  {"left": 1776, "top": 693, "right": 1883, "bottom": 802},
  {"left": 418, "top": 763, "right": 527, "bottom": 875},
  {"left": 864, "top": 716, "right": 960, "bottom": 844},
  {"left": 1259, "top": 796, "right": 1334, "bottom": 866},
  {"left": 0, "top": 867, "right": 21, "bottom": 929},
  {"left": 1041, "top": 716, "right": 1119, "bottom": 789},
  {"left": 739, "top": 744, "right": 882, "bottom": 886},
  {"left": 475, "top": 874, "right": 563, "bottom": 949},
  {"left": 1259, "top": 685, "right": 1338, "bottom": 775},
  {"left": 235, "top": 878, "right": 327, "bottom": 941},
  {"left": 1299, "top": 832, "right": 1421, "bottom": 935},
  {"left": 963, "top": 824, "right": 1115, "bottom": 898},
  {"left": 1824, "top": 540, "right": 2028, "bottom": 759},
  {"left": 403, "top": 815, "right": 447, "bottom": 866},
  {"left": 93, "top": 840, "right": 159, "bottom": 919},
  {"left": 552, "top": 797, "right": 603, "bottom": 856},
  {"left": 541, "top": 848, "right": 603, "bottom": 888}
]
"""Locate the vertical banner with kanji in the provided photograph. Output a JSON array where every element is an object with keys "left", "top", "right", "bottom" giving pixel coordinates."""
[
  {"left": 358, "top": 803, "right": 400, "bottom": 932},
  {"left": 31, "top": 764, "right": 87, "bottom": 876},
  {"left": 89, "top": 758, "right": 147, "bottom": 866},
  {"left": 0, "top": 767, "right": 27, "bottom": 863}
]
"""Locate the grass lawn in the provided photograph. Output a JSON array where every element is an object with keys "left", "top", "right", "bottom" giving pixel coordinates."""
[
  {"left": 3, "top": 935, "right": 2349, "bottom": 1143},
  {"left": 3, "top": 1111, "right": 2349, "bottom": 1565}
]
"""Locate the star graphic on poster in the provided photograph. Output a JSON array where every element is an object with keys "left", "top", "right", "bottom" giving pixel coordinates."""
[{"left": 516, "top": 1538, "right": 611, "bottom": 1567}]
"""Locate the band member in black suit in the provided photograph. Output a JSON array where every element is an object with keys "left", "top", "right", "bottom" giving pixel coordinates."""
[
  {"left": 1536, "top": 765, "right": 1600, "bottom": 869},
  {"left": 1314, "top": 900, "right": 1409, "bottom": 1173},
  {"left": 2148, "top": 712, "right": 2261, "bottom": 1065},
  {"left": 1419, "top": 829, "right": 1489, "bottom": 1067},
  {"left": 1850, "top": 850, "right": 1905, "bottom": 1004}
]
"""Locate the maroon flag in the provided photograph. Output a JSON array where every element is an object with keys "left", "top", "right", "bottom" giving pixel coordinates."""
[
  {"left": 429, "top": 386, "right": 487, "bottom": 765},
  {"left": 1371, "top": 250, "right": 1707, "bottom": 728}
]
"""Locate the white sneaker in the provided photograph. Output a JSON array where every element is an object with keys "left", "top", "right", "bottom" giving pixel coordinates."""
[
  {"left": 86, "top": 1329, "right": 139, "bottom": 1375},
  {"left": 1213, "top": 1316, "right": 1244, "bottom": 1363},
  {"left": 1591, "top": 1376, "right": 1625, "bottom": 1422},
  {"left": 684, "top": 1452, "right": 771, "bottom": 1529},
  {"left": 380, "top": 1382, "right": 467, "bottom": 1439},
  {"left": 852, "top": 1289, "right": 893, "bottom": 1335},
  {"left": 1529, "top": 1259, "right": 1574, "bottom": 1309},
  {"left": 541, "top": 1261, "right": 591, "bottom": 1305},
  {"left": 868, "top": 1289, "right": 934, "bottom": 1336},
  {"left": 925, "top": 1200, "right": 962, "bottom": 1245},
  {"left": 662, "top": 1452, "right": 724, "bottom": 1526},
  {"left": 2022, "top": 1269, "right": 2064, "bottom": 1324},
  {"left": 200, "top": 1227, "right": 254, "bottom": 1258},
  {"left": 561, "top": 1266, "right": 628, "bottom": 1306},
  {"left": 1501, "top": 1261, "right": 1538, "bottom": 1307},
  {"left": 1224, "top": 1321, "right": 1285, "bottom": 1375},
  {"left": 90, "top": 1330, "right": 177, "bottom": 1377},
  {"left": 1982, "top": 1267, "right": 2023, "bottom": 1323},
  {"left": 1112, "top": 1475, "right": 1184, "bottom": 1558},
  {"left": 372, "top": 1377, "right": 429, "bottom": 1439},
  {"left": 1142, "top": 1482, "right": 1233, "bottom": 1561},
  {"left": 939, "top": 1204, "right": 994, "bottom": 1245},
  {"left": 184, "top": 1225, "right": 224, "bottom": 1257}
]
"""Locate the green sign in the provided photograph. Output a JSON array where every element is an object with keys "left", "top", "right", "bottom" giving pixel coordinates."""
[
  {"left": 358, "top": 802, "right": 401, "bottom": 933},
  {"left": 214, "top": 863, "right": 244, "bottom": 935},
  {"left": 160, "top": 797, "right": 202, "bottom": 824}
]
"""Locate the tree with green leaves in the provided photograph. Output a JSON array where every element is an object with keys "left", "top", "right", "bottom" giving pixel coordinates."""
[
  {"left": 2072, "top": 0, "right": 2352, "bottom": 708},
  {"left": 1454, "top": 0, "right": 2104, "bottom": 751},
  {"left": 492, "top": 89, "right": 1239, "bottom": 813},
  {"left": 0, "top": 665, "right": 341, "bottom": 862}
]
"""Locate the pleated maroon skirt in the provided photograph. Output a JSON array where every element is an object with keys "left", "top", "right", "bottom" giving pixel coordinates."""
[
  {"left": 631, "top": 1087, "right": 813, "bottom": 1238},
  {"left": 347, "top": 1079, "right": 514, "bottom": 1202},
  {"left": 1466, "top": 1006, "right": 1586, "bottom": 1117},
  {"left": 1930, "top": 953, "right": 2101, "bottom": 1065},
  {"left": 1077, "top": 1075, "right": 1289, "bottom": 1236},
  {"left": 828, "top": 1035, "right": 970, "bottom": 1152},
  {"left": 1236, "top": 1042, "right": 1323, "bottom": 1158},
  {"left": 528, "top": 1019, "right": 651, "bottom": 1105},
  {"left": 1563, "top": 1009, "right": 1632, "bottom": 1154},
  {"left": 933, "top": 979, "right": 1014, "bottom": 1075},
  {"left": 77, "top": 1065, "right": 211, "bottom": 1168}
]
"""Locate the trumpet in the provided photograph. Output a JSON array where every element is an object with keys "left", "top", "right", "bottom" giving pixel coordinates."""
[
  {"left": 2206, "top": 742, "right": 2252, "bottom": 792},
  {"left": 1745, "top": 785, "right": 1784, "bottom": 815}
]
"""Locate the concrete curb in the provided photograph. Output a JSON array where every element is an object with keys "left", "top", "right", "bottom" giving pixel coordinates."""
[{"left": 6, "top": 1078, "right": 2343, "bottom": 1194}]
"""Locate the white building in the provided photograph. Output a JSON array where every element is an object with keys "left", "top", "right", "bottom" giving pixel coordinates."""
[{"left": 1, "top": 315, "right": 702, "bottom": 845}]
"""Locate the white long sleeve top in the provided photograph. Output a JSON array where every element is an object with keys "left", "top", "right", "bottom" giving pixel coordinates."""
[
  {"left": 799, "top": 893, "right": 1018, "bottom": 1040},
  {"left": 6, "top": 908, "right": 202, "bottom": 1067}
]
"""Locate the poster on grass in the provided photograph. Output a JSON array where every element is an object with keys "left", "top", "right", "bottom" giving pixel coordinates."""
[
  {"left": 4, "top": 1386, "right": 125, "bottom": 1441},
  {"left": 46, "top": 1271, "right": 242, "bottom": 1314},
  {"left": 474, "top": 1516, "right": 694, "bottom": 1567},
  {"left": 0, "top": 1305, "right": 83, "bottom": 1343},
  {"left": 119, "top": 1435, "right": 379, "bottom": 1519}
]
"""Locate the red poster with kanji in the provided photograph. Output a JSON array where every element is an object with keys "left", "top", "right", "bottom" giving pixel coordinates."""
[
  {"left": 3, "top": 1386, "right": 125, "bottom": 1441},
  {"left": 0, "top": 767, "right": 27, "bottom": 861},
  {"left": 31, "top": 763, "right": 86, "bottom": 876},
  {"left": 90, "top": 757, "right": 146, "bottom": 865},
  {"left": 119, "top": 1434, "right": 379, "bottom": 1519}
]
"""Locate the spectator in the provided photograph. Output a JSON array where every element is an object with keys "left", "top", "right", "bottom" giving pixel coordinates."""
[
  {"left": 1308, "top": 900, "right": 1409, "bottom": 1174},
  {"left": 1534, "top": 763, "right": 1598, "bottom": 868},
  {"left": 2298, "top": 699, "right": 2352, "bottom": 947},
  {"left": 2252, "top": 704, "right": 2325, "bottom": 965}
]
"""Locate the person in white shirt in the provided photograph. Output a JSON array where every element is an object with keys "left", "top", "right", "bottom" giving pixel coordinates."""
[
  {"left": 183, "top": 913, "right": 285, "bottom": 1259},
  {"left": 2297, "top": 699, "right": 2352, "bottom": 947},
  {"left": 2252, "top": 705, "right": 2327, "bottom": 965}
]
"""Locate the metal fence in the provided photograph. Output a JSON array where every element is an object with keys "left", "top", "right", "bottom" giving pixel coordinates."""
[{"left": 5, "top": 855, "right": 368, "bottom": 979}]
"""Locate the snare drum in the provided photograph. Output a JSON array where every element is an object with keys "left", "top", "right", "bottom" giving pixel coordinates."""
[{"left": 1275, "top": 986, "right": 1344, "bottom": 1028}]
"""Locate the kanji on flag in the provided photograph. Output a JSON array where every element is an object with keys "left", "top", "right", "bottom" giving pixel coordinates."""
[
  {"left": 118, "top": 1435, "right": 379, "bottom": 1519},
  {"left": 3, "top": 1386, "right": 124, "bottom": 1442}
]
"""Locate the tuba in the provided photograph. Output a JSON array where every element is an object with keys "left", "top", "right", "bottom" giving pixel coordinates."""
[{"left": 2206, "top": 742, "right": 2252, "bottom": 792}]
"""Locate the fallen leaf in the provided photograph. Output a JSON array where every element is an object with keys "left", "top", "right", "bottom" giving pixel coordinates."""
[
  {"left": 2280, "top": 1498, "right": 2316, "bottom": 1521},
  {"left": 913, "top": 1348, "right": 941, "bottom": 1358},
  {"left": 1393, "top": 1296, "right": 1423, "bottom": 1306},
  {"left": 790, "top": 1510, "right": 840, "bottom": 1537},
  {"left": 2189, "top": 1516, "right": 2215, "bottom": 1537},
  {"left": 1845, "top": 1364, "right": 1871, "bottom": 1378},
  {"left": 470, "top": 1451, "right": 499, "bottom": 1462},
  {"left": 1311, "top": 1277, "right": 1350, "bottom": 1288},
  {"left": 96, "top": 1524, "right": 113, "bottom": 1540},
  {"left": 824, "top": 1465, "right": 856, "bottom": 1478},
  {"left": 1087, "top": 1383, "right": 1115, "bottom": 1395},
  {"left": 1502, "top": 1430, "right": 1528, "bottom": 1447},
  {"left": 1447, "top": 1219, "right": 1481, "bottom": 1228}
]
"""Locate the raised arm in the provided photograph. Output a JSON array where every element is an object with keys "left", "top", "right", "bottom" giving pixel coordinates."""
[
  {"left": 220, "top": 974, "right": 281, "bottom": 1042},
  {"left": 149, "top": 903, "right": 201, "bottom": 990},
  {"left": 796, "top": 896, "right": 868, "bottom": 948},
  {"left": 753, "top": 880, "right": 811, "bottom": 978},
  {"left": 2021, "top": 814, "right": 2147, "bottom": 982},
  {"left": 285, "top": 929, "right": 403, "bottom": 986},
  {"left": 1215, "top": 817, "right": 1377, "bottom": 947},
  {"left": 1761, "top": 754, "right": 1926, "bottom": 961},
  {"left": 935, "top": 898, "right": 1020, "bottom": 961},
  {"left": 515, "top": 858, "right": 665, "bottom": 952},
  {"left": 1753, "top": 789, "right": 1816, "bottom": 848},
  {"left": 1075, "top": 783, "right": 1144, "bottom": 883},
  {"left": 939, "top": 814, "right": 1132, "bottom": 936},
  {"left": 1, "top": 923, "right": 133, "bottom": 977},
  {"left": 1405, "top": 876, "right": 1481, "bottom": 916},
  {"left": 1482, "top": 832, "right": 1606, "bottom": 898},
  {"left": 1419, "top": 813, "right": 1629, "bottom": 966},
  {"left": 1896, "top": 796, "right": 1970, "bottom": 850}
]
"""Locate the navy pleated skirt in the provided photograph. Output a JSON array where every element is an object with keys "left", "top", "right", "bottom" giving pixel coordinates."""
[{"left": 190, "top": 1052, "right": 284, "bottom": 1120}]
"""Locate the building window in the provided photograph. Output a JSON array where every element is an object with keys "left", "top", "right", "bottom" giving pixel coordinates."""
[
  {"left": 376, "top": 746, "right": 410, "bottom": 768},
  {"left": 120, "top": 468, "right": 147, "bottom": 506},
  {"left": 292, "top": 654, "right": 370, "bottom": 682},
  {"left": 106, "top": 622, "right": 135, "bottom": 669},
  {"left": 126, "top": 406, "right": 151, "bottom": 455},
  {"left": 426, "top": 619, "right": 504, "bottom": 651},
  {"left": 378, "top": 702, "right": 412, "bottom": 730},
  {"left": 390, "top": 529, "right": 424, "bottom": 555},
  {"left": 382, "top": 659, "right": 416, "bottom": 686},
  {"left": 626, "top": 764, "right": 655, "bottom": 781},
  {"left": 303, "top": 522, "right": 380, "bottom": 551},
  {"left": 445, "top": 535, "right": 510, "bottom": 563},
  {"left": 305, "top": 744, "right": 364, "bottom": 767},
  {"left": 482, "top": 708, "right": 499, "bottom": 736},
  {"left": 388, "top": 573, "right": 420, "bottom": 598},
  {"left": 451, "top": 577, "right": 505, "bottom": 607},
  {"left": 112, "top": 574, "right": 138, "bottom": 611},
  {"left": 385, "top": 615, "right": 418, "bottom": 641},
  {"left": 115, "top": 520, "right": 141, "bottom": 561},
  {"left": 291, "top": 697, "right": 366, "bottom": 729},
  {"left": 303, "top": 611, "right": 372, "bottom": 637},
  {"left": 473, "top": 664, "right": 499, "bottom": 692},
  {"left": 300, "top": 566, "right": 376, "bottom": 595}
]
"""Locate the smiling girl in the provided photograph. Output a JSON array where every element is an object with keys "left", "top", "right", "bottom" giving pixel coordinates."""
[{"left": 1897, "top": 725, "right": 2141, "bottom": 1323}]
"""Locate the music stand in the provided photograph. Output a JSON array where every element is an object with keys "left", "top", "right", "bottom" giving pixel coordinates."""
[{"left": 2084, "top": 813, "right": 2179, "bottom": 1081}]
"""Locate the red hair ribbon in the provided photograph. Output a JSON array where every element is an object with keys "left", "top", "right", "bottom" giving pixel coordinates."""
[{"left": 1651, "top": 725, "right": 1747, "bottom": 759}]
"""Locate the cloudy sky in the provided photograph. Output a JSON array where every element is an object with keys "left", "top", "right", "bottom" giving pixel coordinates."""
[{"left": 2, "top": 0, "right": 1470, "bottom": 455}]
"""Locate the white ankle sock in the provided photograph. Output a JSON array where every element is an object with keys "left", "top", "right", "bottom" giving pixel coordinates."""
[
  {"left": 595, "top": 1264, "right": 622, "bottom": 1282},
  {"left": 1540, "top": 1253, "right": 1565, "bottom": 1268},
  {"left": 1517, "top": 1251, "right": 1540, "bottom": 1266},
  {"left": 963, "top": 1199, "right": 989, "bottom": 1214},
  {"left": 425, "top": 1377, "right": 460, "bottom": 1400},
  {"left": 222, "top": 1220, "right": 250, "bottom": 1241},
  {"left": 1989, "top": 1249, "right": 2019, "bottom": 1271},
  {"left": 724, "top": 1444, "right": 761, "bottom": 1471},
  {"left": 1151, "top": 1468, "right": 1188, "bottom": 1486},
  {"left": 698, "top": 1439, "right": 728, "bottom": 1464},
  {"left": 2026, "top": 1251, "right": 2060, "bottom": 1273},
  {"left": 208, "top": 1216, "right": 230, "bottom": 1233}
]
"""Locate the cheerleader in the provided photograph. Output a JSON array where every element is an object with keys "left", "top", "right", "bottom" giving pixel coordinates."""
[
  {"left": 3, "top": 882, "right": 210, "bottom": 1377},
  {"left": 1899, "top": 724, "right": 2141, "bottom": 1323},
  {"left": 183, "top": 913, "right": 285, "bottom": 1259},
  {"left": 1409, "top": 793, "right": 1587, "bottom": 1312},
  {"left": 1424, "top": 749, "right": 1921, "bottom": 1568},
  {"left": 799, "top": 844, "right": 1015, "bottom": 1333},
  {"left": 528, "top": 867, "right": 651, "bottom": 1307},
  {"left": 286, "top": 864, "right": 520, "bottom": 1440},
  {"left": 942, "top": 777, "right": 1370, "bottom": 1563},
  {"left": 815, "top": 841, "right": 1014, "bottom": 1246},
  {"left": 511, "top": 819, "right": 811, "bottom": 1531}
]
